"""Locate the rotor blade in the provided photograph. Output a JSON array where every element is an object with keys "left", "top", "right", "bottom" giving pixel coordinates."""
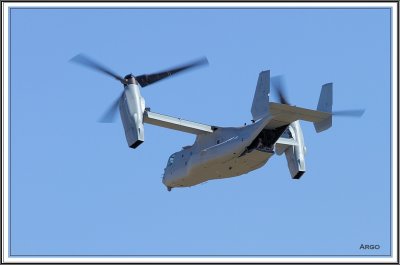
[
  {"left": 70, "top": 54, "right": 125, "bottom": 83},
  {"left": 98, "top": 94, "right": 122, "bottom": 123},
  {"left": 332, "top": 109, "right": 365, "bottom": 117},
  {"left": 271, "top": 75, "right": 289, "bottom": 105},
  {"left": 135, "top": 57, "right": 209, "bottom": 87}
]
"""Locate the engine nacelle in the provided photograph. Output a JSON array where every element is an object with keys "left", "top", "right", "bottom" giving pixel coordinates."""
[
  {"left": 284, "top": 121, "right": 306, "bottom": 179},
  {"left": 119, "top": 83, "right": 145, "bottom": 148}
]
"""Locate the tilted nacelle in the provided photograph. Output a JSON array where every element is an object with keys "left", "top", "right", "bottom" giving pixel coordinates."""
[
  {"left": 275, "top": 121, "right": 306, "bottom": 179},
  {"left": 119, "top": 83, "right": 145, "bottom": 148}
]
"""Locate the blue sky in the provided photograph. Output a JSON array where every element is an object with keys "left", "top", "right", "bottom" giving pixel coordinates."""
[{"left": 9, "top": 6, "right": 392, "bottom": 256}]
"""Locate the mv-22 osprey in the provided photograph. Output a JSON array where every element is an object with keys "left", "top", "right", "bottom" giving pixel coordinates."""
[{"left": 71, "top": 54, "right": 364, "bottom": 191}]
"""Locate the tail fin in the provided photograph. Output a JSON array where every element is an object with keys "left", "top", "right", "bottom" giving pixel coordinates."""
[
  {"left": 251, "top": 71, "right": 270, "bottom": 121},
  {"left": 313, "top": 83, "right": 333, "bottom": 133}
]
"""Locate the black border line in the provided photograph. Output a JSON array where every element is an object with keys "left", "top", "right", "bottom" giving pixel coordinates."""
[
  {"left": 8, "top": 3, "right": 12, "bottom": 261},
  {"left": 4, "top": 7, "right": 397, "bottom": 10},
  {"left": 2, "top": 1, "right": 6, "bottom": 262},
  {"left": 389, "top": 5, "right": 392, "bottom": 258},
  {"left": 1, "top": 0, "right": 400, "bottom": 3},
  {"left": 4, "top": 1, "right": 399, "bottom": 263},
  {"left": 6, "top": 2, "right": 396, "bottom": 260},
  {"left": 7, "top": 254, "right": 394, "bottom": 257},
  {"left": 396, "top": 0, "right": 399, "bottom": 262}
]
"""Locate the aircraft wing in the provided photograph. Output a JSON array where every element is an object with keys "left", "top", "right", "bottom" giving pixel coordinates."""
[
  {"left": 264, "top": 102, "right": 332, "bottom": 129},
  {"left": 143, "top": 110, "right": 214, "bottom": 135},
  {"left": 143, "top": 102, "right": 331, "bottom": 135}
]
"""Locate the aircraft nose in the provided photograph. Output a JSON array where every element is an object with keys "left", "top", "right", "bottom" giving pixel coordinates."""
[
  {"left": 162, "top": 174, "right": 174, "bottom": 188},
  {"left": 162, "top": 174, "right": 168, "bottom": 186}
]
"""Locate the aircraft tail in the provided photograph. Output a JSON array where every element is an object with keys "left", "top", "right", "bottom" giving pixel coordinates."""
[
  {"left": 251, "top": 71, "right": 270, "bottom": 121},
  {"left": 313, "top": 83, "right": 333, "bottom": 133}
]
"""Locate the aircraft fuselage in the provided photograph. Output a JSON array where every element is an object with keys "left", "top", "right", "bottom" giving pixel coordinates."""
[{"left": 162, "top": 117, "right": 279, "bottom": 189}]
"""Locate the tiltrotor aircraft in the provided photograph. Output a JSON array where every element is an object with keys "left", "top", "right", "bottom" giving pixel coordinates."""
[{"left": 71, "top": 54, "right": 364, "bottom": 191}]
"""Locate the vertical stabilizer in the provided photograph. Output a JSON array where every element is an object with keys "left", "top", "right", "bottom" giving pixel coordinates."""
[
  {"left": 314, "top": 83, "right": 333, "bottom": 133},
  {"left": 251, "top": 71, "right": 270, "bottom": 121}
]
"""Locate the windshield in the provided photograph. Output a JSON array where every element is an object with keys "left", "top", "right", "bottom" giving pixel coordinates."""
[{"left": 167, "top": 154, "right": 175, "bottom": 167}]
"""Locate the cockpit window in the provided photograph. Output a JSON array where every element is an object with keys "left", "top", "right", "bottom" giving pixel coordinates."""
[{"left": 167, "top": 154, "right": 175, "bottom": 167}]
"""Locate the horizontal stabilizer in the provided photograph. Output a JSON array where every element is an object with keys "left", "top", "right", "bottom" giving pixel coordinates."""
[{"left": 265, "top": 102, "right": 332, "bottom": 129}]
